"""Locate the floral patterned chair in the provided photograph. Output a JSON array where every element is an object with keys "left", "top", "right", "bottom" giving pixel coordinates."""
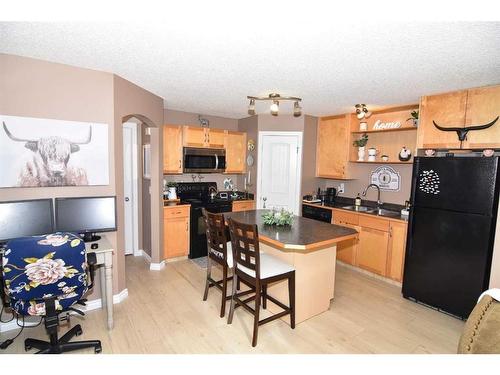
[{"left": 1, "top": 232, "right": 102, "bottom": 354}]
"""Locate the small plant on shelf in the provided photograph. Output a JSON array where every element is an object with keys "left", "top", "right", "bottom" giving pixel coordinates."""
[
  {"left": 262, "top": 208, "right": 294, "bottom": 226},
  {"left": 166, "top": 181, "right": 178, "bottom": 200},
  {"left": 407, "top": 110, "right": 419, "bottom": 127},
  {"left": 353, "top": 133, "right": 369, "bottom": 161}
]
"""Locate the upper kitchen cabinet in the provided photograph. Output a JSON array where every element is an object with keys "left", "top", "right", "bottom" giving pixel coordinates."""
[
  {"left": 163, "top": 125, "right": 183, "bottom": 174},
  {"left": 316, "top": 114, "right": 351, "bottom": 179},
  {"left": 462, "top": 85, "right": 500, "bottom": 149},
  {"left": 417, "top": 90, "right": 467, "bottom": 150},
  {"left": 417, "top": 85, "right": 500, "bottom": 150},
  {"left": 182, "top": 126, "right": 227, "bottom": 149},
  {"left": 225, "top": 131, "right": 247, "bottom": 174}
]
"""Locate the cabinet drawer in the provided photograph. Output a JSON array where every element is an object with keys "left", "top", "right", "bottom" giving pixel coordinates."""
[
  {"left": 358, "top": 215, "right": 389, "bottom": 232},
  {"left": 164, "top": 205, "right": 190, "bottom": 219},
  {"left": 332, "top": 209, "right": 359, "bottom": 225},
  {"left": 232, "top": 201, "right": 255, "bottom": 212}
]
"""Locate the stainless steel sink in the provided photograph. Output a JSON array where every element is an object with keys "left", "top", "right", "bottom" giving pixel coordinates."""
[
  {"left": 372, "top": 208, "right": 401, "bottom": 218},
  {"left": 342, "top": 205, "right": 374, "bottom": 212}
]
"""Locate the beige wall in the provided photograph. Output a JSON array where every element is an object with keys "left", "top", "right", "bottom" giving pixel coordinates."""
[
  {"left": 237, "top": 115, "right": 259, "bottom": 194},
  {"left": 0, "top": 54, "right": 164, "bottom": 297},
  {"left": 301, "top": 115, "right": 320, "bottom": 198}
]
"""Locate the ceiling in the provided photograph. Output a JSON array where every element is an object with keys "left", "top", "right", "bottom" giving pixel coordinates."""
[{"left": 1, "top": 21, "right": 499, "bottom": 119}]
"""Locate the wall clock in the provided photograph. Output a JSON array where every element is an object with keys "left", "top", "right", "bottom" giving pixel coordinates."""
[{"left": 247, "top": 139, "right": 255, "bottom": 151}]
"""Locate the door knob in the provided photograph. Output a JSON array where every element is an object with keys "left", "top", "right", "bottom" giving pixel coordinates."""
[{"left": 125, "top": 197, "right": 130, "bottom": 202}]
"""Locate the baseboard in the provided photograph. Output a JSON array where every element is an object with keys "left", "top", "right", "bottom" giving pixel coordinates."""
[
  {"left": 149, "top": 260, "right": 165, "bottom": 271},
  {"left": 141, "top": 250, "right": 152, "bottom": 263},
  {"left": 165, "top": 255, "right": 188, "bottom": 263},
  {"left": 336, "top": 260, "right": 402, "bottom": 287},
  {"left": 133, "top": 248, "right": 143, "bottom": 257},
  {"left": 0, "top": 288, "right": 129, "bottom": 333}
]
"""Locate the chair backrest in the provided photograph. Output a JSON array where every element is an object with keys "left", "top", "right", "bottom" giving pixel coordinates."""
[
  {"left": 227, "top": 218, "right": 260, "bottom": 280},
  {"left": 202, "top": 208, "right": 230, "bottom": 265},
  {"left": 1, "top": 232, "right": 89, "bottom": 316}
]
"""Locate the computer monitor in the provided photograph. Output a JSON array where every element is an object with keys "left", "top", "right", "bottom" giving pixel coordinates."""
[
  {"left": 0, "top": 199, "right": 54, "bottom": 243},
  {"left": 55, "top": 196, "right": 117, "bottom": 242}
]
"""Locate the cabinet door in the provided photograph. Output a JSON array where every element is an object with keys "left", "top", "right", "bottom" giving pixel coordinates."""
[
  {"left": 232, "top": 200, "right": 255, "bottom": 212},
  {"left": 163, "top": 125, "right": 183, "bottom": 174},
  {"left": 207, "top": 128, "right": 226, "bottom": 149},
  {"left": 316, "top": 116, "right": 350, "bottom": 179},
  {"left": 183, "top": 126, "right": 207, "bottom": 148},
  {"left": 333, "top": 219, "right": 359, "bottom": 265},
  {"left": 357, "top": 226, "right": 389, "bottom": 275},
  {"left": 164, "top": 217, "right": 189, "bottom": 259},
  {"left": 386, "top": 221, "right": 407, "bottom": 282},
  {"left": 225, "top": 131, "right": 246, "bottom": 173},
  {"left": 462, "top": 85, "right": 500, "bottom": 149},
  {"left": 417, "top": 91, "right": 466, "bottom": 149}
]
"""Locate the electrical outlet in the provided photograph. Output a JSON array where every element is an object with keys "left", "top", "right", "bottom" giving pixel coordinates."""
[{"left": 337, "top": 183, "right": 345, "bottom": 194}]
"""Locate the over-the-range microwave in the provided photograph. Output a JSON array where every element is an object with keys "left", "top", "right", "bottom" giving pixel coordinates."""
[{"left": 183, "top": 147, "right": 226, "bottom": 173}]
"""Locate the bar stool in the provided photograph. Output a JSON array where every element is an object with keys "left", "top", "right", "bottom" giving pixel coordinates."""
[
  {"left": 227, "top": 217, "right": 295, "bottom": 347},
  {"left": 202, "top": 209, "right": 234, "bottom": 317}
]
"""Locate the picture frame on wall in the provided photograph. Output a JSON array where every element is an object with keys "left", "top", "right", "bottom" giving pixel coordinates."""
[
  {"left": 143, "top": 144, "right": 151, "bottom": 179},
  {"left": 0, "top": 115, "right": 110, "bottom": 188}
]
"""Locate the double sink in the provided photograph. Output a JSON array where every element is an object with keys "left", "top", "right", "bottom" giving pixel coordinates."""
[{"left": 341, "top": 205, "right": 401, "bottom": 218}]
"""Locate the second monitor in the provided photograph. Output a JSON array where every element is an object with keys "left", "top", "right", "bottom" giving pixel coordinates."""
[{"left": 55, "top": 196, "right": 117, "bottom": 242}]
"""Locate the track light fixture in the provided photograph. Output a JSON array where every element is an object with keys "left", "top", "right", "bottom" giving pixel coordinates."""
[
  {"left": 355, "top": 104, "right": 372, "bottom": 119},
  {"left": 247, "top": 93, "right": 302, "bottom": 117}
]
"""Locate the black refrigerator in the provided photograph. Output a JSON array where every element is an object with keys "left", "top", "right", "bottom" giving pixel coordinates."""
[{"left": 402, "top": 156, "right": 500, "bottom": 319}]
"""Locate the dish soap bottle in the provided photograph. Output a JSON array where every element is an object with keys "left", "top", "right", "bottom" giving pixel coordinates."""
[{"left": 355, "top": 194, "right": 362, "bottom": 207}]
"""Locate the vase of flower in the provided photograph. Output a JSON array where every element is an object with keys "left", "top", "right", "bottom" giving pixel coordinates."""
[
  {"left": 357, "top": 146, "right": 366, "bottom": 161},
  {"left": 166, "top": 182, "right": 178, "bottom": 200},
  {"left": 353, "top": 133, "right": 369, "bottom": 161}
]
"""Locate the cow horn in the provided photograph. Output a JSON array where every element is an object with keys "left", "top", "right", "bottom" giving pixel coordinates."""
[
  {"left": 432, "top": 121, "right": 464, "bottom": 132},
  {"left": 2, "top": 122, "right": 37, "bottom": 142},
  {"left": 72, "top": 126, "right": 92, "bottom": 145}
]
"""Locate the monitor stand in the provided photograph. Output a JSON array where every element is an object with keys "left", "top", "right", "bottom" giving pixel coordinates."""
[{"left": 81, "top": 233, "right": 101, "bottom": 243}]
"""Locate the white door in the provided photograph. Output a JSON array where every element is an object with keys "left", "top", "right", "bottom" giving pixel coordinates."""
[
  {"left": 257, "top": 131, "right": 303, "bottom": 215},
  {"left": 122, "top": 122, "right": 139, "bottom": 256}
]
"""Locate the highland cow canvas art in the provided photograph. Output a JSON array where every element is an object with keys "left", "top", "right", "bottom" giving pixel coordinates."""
[{"left": 0, "top": 115, "right": 109, "bottom": 187}]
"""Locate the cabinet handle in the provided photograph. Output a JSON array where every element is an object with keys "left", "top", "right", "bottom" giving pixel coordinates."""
[
  {"left": 389, "top": 227, "right": 393, "bottom": 237},
  {"left": 186, "top": 221, "right": 188, "bottom": 231}
]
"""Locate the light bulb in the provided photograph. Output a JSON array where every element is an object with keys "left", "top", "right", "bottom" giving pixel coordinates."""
[
  {"left": 248, "top": 99, "right": 255, "bottom": 115},
  {"left": 293, "top": 101, "right": 302, "bottom": 117},
  {"left": 357, "top": 111, "right": 365, "bottom": 119},
  {"left": 270, "top": 101, "right": 279, "bottom": 116}
]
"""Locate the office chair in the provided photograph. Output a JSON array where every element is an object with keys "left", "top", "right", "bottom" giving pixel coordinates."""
[{"left": 0, "top": 232, "right": 102, "bottom": 354}]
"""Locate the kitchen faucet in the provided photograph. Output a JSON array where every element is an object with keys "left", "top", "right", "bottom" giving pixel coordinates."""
[{"left": 362, "top": 184, "right": 383, "bottom": 207}]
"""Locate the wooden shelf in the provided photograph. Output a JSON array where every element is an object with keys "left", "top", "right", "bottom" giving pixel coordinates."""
[
  {"left": 350, "top": 160, "right": 413, "bottom": 165},
  {"left": 351, "top": 127, "right": 417, "bottom": 134}
]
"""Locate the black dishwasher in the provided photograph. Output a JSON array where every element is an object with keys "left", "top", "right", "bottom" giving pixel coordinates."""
[{"left": 302, "top": 204, "right": 332, "bottom": 223}]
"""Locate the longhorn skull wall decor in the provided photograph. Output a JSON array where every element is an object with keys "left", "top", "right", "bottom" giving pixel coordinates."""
[
  {"left": 433, "top": 116, "right": 499, "bottom": 144},
  {"left": 0, "top": 115, "right": 109, "bottom": 187}
]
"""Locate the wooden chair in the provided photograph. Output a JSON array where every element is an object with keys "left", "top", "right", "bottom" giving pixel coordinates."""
[{"left": 227, "top": 218, "right": 295, "bottom": 347}]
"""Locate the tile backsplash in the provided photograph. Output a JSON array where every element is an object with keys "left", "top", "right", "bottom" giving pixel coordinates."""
[{"left": 163, "top": 174, "right": 243, "bottom": 192}]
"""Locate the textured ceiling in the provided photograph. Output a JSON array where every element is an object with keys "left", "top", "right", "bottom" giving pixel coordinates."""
[{"left": 1, "top": 21, "right": 499, "bottom": 119}]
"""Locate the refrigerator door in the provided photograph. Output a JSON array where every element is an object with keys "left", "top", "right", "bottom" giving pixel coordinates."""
[
  {"left": 403, "top": 206, "right": 495, "bottom": 318},
  {"left": 411, "top": 157, "right": 499, "bottom": 216}
]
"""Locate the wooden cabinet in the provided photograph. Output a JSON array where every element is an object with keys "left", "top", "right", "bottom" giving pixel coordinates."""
[
  {"left": 163, "top": 205, "right": 190, "bottom": 259},
  {"left": 232, "top": 200, "right": 255, "bottom": 212},
  {"left": 462, "top": 85, "right": 500, "bottom": 149},
  {"left": 357, "top": 225, "right": 390, "bottom": 276},
  {"left": 183, "top": 126, "right": 207, "bottom": 148},
  {"left": 163, "top": 125, "right": 183, "bottom": 174},
  {"left": 386, "top": 221, "right": 408, "bottom": 282},
  {"left": 332, "top": 211, "right": 360, "bottom": 266},
  {"left": 182, "top": 126, "right": 227, "bottom": 149},
  {"left": 316, "top": 115, "right": 351, "bottom": 179},
  {"left": 225, "top": 131, "right": 247, "bottom": 174},
  {"left": 417, "top": 85, "right": 500, "bottom": 150}
]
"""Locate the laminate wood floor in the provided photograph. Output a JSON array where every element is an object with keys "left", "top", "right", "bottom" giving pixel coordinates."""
[{"left": 2, "top": 255, "right": 464, "bottom": 354}]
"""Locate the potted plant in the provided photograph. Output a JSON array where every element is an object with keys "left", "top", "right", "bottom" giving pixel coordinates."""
[
  {"left": 262, "top": 208, "right": 294, "bottom": 226},
  {"left": 166, "top": 181, "right": 178, "bottom": 200},
  {"left": 407, "top": 110, "right": 419, "bottom": 127},
  {"left": 353, "top": 133, "right": 369, "bottom": 161}
]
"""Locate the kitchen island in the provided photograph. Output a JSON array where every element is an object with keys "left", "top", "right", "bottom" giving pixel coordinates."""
[{"left": 224, "top": 209, "right": 358, "bottom": 324}]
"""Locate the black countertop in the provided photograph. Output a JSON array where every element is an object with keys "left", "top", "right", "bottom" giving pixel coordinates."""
[{"left": 224, "top": 209, "right": 358, "bottom": 251}]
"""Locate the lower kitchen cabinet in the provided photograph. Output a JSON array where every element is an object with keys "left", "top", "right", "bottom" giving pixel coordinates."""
[
  {"left": 232, "top": 200, "right": 255, "bottom": 212},
  {"left": 164, "top": 205, "right": 190, "bottom": 259},
  {"left": 386, "top": 221, "right": 408, "bottom": 282},
  {"left": 357, "top": 226, "right": 389, "bottom": 276},
  {"left": 332, "top": 210, "right": 360, "bottom": 266}
]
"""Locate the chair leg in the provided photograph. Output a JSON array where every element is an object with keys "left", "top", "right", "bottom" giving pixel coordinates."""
[
  {"left": 203, "top": 256, "right": 212, "bottom": 301},
  {"left": 227, "top": 273, "right": 238, "bottom": 324},
  {"left": 24, "top": 338, "right": 50, "bottom": 352},
  {"left": 220, "top": 266, "right": 228, "bottom": 318},
  {"left": 59, "top": 324, "right": 83, "bottom": 344},
  {"left": 262, "top": 284, "right": 267, "bottom": 309},
  {"left": 237, "top": 278, "right": 241, "bottom": 291},
  {"left": 289, "top": 272, "right": 295, "bottom": 329},
  {"left": 59, "top": 340, "right": 102, "bottom": 354},
  {"left": 252, "top": 285, "right": 261, "bottom": 347}
]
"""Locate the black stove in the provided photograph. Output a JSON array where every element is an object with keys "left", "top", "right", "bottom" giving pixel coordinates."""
[{"left": 176, "top": 182, "right": 232, "bottom": 259}]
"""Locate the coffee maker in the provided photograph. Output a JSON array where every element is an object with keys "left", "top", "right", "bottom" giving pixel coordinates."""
[{"left": 324, "top": 187, "right": 337, "bottom": 205}]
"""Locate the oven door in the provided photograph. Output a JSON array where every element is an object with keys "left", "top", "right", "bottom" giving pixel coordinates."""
[{"left": 183, "top": 147, "right": 226, "bottom": 173}]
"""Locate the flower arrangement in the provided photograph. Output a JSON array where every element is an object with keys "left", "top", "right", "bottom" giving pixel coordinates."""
[
  {"left": 166, "top": 181, "right": 178, "bottom": 188},
  {"left": 262, "top": 208, "right": 294, "bottom": 226},
  {"left": 353, "top": 133, "right": 369, "bottom": 147}
]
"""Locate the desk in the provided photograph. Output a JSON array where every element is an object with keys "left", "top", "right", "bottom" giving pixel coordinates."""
[{"left": 85, "top": 238, "right": 114, "bottom": 330}]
